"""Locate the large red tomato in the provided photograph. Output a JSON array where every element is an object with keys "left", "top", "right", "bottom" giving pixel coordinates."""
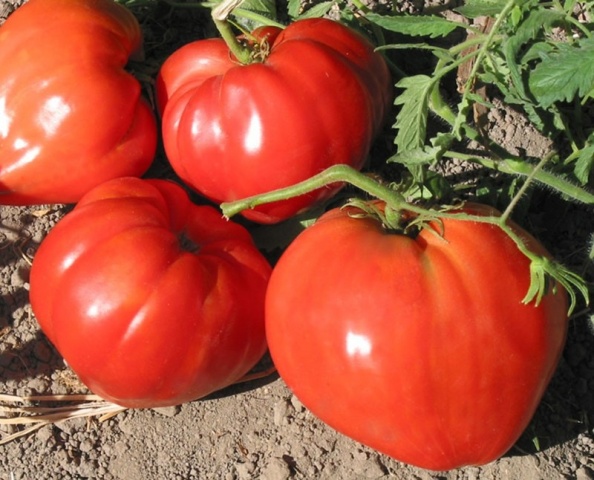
[
  {"left": 265, "top": 202, "right": 568, "bottom": 470},
  {"left": 0, "top": 0, "right": 157, "bottom": 205},
  {"left": 157, "top": 18, "right": 392, "bottom": 224},
  {"left": 29, "top": 177, "right": 271, "bottom": 408}
]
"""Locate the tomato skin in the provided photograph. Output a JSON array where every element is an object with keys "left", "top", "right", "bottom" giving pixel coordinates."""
[
  {"left": 265, "top": 203, "right": 568, "bottom": 470},
  {"left": 29, "top": 178, "right": 271, "bottom": 408},
  {"left": 0, "top": 0, "right": 157, "bottom": 205},
  {"left": 157, "top": 19, "right": 392, "bottom": 224}
]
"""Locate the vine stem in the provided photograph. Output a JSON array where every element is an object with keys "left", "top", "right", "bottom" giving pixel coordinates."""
[
  {"left": 221, "top": 164, "right": 589, "bottom": 313},
  {"left": 500, "top": 152, "right": 552, "bottom": 223},
  {"left": 212, "top": 0, "right": 252, "bottom": 64}
]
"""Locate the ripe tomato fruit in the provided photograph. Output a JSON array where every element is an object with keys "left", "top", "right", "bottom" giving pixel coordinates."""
[
  {"left": 30, "top": 178, "right": 271, "bottom": 408},
  {"left": 157, "top": 18, "right": 392, "bottom": 224},
  {"left": 0, "top": 0, "right": 157, "bottom": 205},
  {"left": 265, "top": 202, "right": 568, "bottom": 470}
]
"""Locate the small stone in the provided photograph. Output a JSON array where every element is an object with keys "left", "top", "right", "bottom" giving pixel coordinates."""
[
  {"left": 273, "top": 399, "right": 290, "bottom": 426},
  {"left": 235, "top": 461, "right": 255, "bottom": 480},
  {"left": 577, "top": 466, "right": 594, "bottom": 480},
  {"left": 290, "top": 395, "right": 305, "bottom": 413},
  {"left": 152, "top": 405, "right": 181, "bottom": 417},
  {"left": 261, "top": 457, "right": 291, "bottom": 480}
]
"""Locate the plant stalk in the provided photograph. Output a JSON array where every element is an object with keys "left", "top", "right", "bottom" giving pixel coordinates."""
[
  {"left": 212, "top": 0, "right": 252, "bottom": 64},
  {"left": 221, "top": 164, "right": 589, "bottom": 312}
]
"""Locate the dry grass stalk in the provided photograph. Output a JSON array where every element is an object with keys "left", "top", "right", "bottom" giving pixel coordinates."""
[{"left": 0, "top": 393, "right": 126, "bottom": 445}]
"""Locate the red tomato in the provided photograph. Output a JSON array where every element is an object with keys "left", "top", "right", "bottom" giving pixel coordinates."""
[
  {"left": 157, "top": 18, "right": 392, "bottom": 224},
  {"left": 29, "top": 177, "right": 271, "bottom": 408},
  {"left": 0, "top": 0, "right": 157, "bottom": 205},
  {"left": 265, "top": 202, "right": 568, "bottom": 470}
]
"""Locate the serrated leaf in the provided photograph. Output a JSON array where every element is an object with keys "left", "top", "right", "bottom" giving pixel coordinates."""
[
  {"left": 503, "top": 8, "right": 567, "bottom": 101},
  {"left": 393, "top": 75, "right": 433, "bottom": 152},
  {"left": 529, "top": 37, "right": 594, "bottom": 108},
  {"left": 366, "top": 13, "right": 461, "bottom": 39},
  {"left": 506, "top": 8, "right": 566, "bottom": 57},
  {"left": 574, "top": 142, "right": 594, "bottom": 184},
  {"left": 454, "top": 0, "right": 508, "bottom": 18},
  {"left": 232, "top": 0, "right": 277, "bottom": 29},
  {"left": 296, "top": 1, "right": 334, "bottom": 19},
  {"left": 387, "top": 146, "right": 441, "bottom": 167},
  {"left": 287, "top": 0, "right": 301, "bottom": 18}
]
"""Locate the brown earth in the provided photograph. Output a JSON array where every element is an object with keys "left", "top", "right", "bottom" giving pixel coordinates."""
[{"left": 1, "top": 1, "right": 594, "bottom": 479}]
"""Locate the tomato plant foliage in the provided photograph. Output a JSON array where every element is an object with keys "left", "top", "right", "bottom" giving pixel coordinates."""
[{"left": 29, "top": 177, "right": 272, "bottom": 409}]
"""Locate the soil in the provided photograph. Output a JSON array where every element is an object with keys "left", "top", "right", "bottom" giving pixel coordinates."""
[{"left": 1, "top": 1, "right": 594, "bottom": 479}]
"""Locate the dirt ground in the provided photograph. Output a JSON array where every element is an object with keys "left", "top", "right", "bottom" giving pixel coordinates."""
[{"left": 1, "top": 1, "right": 594, "bottom": 479}]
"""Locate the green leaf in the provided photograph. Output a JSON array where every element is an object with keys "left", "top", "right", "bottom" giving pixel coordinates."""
[
  {"left": 574, "top": 142, "right": 594, "bottom": 184},
  {"left": 387, "top": 146, "right": 442, "bottom": 167},
  {"left": 454, "top": 0, "right": 508, "bottom": 18},
  {"left": 502, "top": 8, "right": 567, "bottom": 102},
  {"left": 287, "top": 0, "right": 301, "bottom": 18},
  {"left": 393, "top": 75, "right": 433, "bottom": 152},
  {"left": 366, "top": 13, "right": 462, "bottom": 39},
  {"left": 529, "top": 37, "right": 594, "bottom": 108},
  {"left": 296, "top": 1, "right": 334, "bottom": 19},
  {"left": 232, "top": 0, "right": 277, "bottom": 29}
]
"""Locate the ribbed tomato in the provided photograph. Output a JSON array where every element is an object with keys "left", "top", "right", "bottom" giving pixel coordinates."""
[
  {"left": 265, "top": 202, "right": 568, "bottom": 470},
  {"left": 30, "top": 177, "right": 271, "bottom": 408},
  {"left": 157, "top": 18, "right": 391, "bottom": 224},
  {"left": 0, "top": 0, "right": 156, "bottom": 205}
]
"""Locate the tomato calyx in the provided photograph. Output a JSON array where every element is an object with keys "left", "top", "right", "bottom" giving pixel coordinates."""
[
  {"left": 342, "top": 198, "right": 440, "bottom": 238},
  {"left": 212, "top": 0, "right": 282, "bottom": 65}
]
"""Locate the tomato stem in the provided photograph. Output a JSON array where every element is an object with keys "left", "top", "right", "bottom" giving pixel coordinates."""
[
  {"left": 221, "top": 164, "right": 589, "bottom": 313},
  {"left": 212, "top": 0, "right": 253, "bottom": 64},
  {"left": 221, "top": 164, "right": 408, "bottom": 219}
]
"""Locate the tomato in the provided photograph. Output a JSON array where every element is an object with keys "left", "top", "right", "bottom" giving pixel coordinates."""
[
  {"left": 0, "top": 0, "right": 157, "bottom": 205},
  {"left": 29, "top": 177, "right": 271, "bottom": 408},
  {"left": 265, "top": 202, "right": 568, "bottom": 470},
  {"left": 157, "top": 18, "right": 392, "bottom": 224}
]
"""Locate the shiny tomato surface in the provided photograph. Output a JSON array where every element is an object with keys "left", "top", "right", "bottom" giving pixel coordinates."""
[
  {"left": 0, "top": 0, "right": 157, "bottom": 205},
  {"left": 265, "top": 202, "right": 568, "bottom": 470},
  {"left": 157, "top": 18, "right": 392, "bottom": 224},
  {"left": 30, "top": 178, "right": 271, "bottom": 408}
]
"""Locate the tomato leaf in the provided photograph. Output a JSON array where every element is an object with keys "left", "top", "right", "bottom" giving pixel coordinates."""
[
  {"left": 295, "top": 1, "right": 334, "bottom": 19},
  {"left": 503, "top": 8, "right": 567, "bottom": 101},
  {"left": 574, "top": 140, "right": 594, "bottom": 184},
  {"left": 233, "top": 0, "right": 277, "bottom": 29},
  {"left": 393, "top": 75, "right": 433, "bottom": 152},
  {"left": 287, "top": 0, "right": 301, "bottom": 18},
  {"left": 454, "top": 0, "right": 508, "bottom": 18},
  {"left": 528, "top": 37, "right": 594, "bottom": 108},
  {"left": 387, "top": 146, "right": 441, "bottom": 167},
  {"left": 366, "top": 13, "right": 462, "bottom": 39}
]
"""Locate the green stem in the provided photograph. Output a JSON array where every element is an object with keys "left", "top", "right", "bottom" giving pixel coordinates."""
[
  {"left": 212, "top": 0, "right": 252, "bottom": 64},
  {"left": 443, "top": 151, "right": 594, "bottom": 205},
  {"left": 500, "top": 153, "right": 551, "bottom": 223},
  {"left": 221, "top": 165, "right": 408, "bottom": 218},
  {"left": 221, "top": 164, "right": 589, "bottom": 313},
  {"left": 452, "top": 0, "right": 515, "bottom": 131}
]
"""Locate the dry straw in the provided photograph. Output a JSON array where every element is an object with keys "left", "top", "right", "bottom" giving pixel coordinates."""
[{"left": 0, "top": 393, "right": 126, "bottom": 445}]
